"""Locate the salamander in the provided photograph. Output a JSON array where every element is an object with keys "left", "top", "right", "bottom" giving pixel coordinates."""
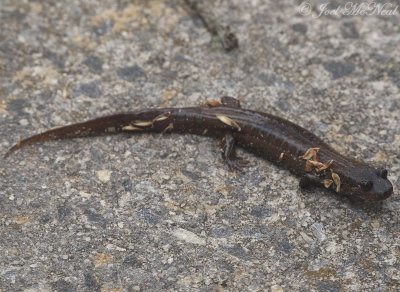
[{"left": 5, "top": 96, "right": 393, "bottom": 201}]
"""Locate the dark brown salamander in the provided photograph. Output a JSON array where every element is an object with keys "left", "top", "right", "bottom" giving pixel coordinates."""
[{"left": 5, "top": 96, "right": 393, "bottom": 201}]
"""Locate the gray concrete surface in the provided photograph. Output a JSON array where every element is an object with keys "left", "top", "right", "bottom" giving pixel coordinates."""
[{"left": 1, "top": 0, "right": 400, "bottom": 291}]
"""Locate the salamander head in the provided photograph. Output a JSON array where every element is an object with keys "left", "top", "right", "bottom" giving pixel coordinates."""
[{"left": 341, "top": 167, "right": 393, "bottom": 201}]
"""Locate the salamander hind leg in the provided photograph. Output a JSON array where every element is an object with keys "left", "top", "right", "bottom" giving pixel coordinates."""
[
  {"left": 220, "top": 96, "right": 241, "bottom": 108},
  {"left": 220, "top": 133, "right": 249, "bottom": 172}
]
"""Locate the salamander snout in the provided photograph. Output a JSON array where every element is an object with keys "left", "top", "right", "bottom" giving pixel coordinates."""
[
  {"left": 372, "top": 181, "right": 393, "bottom": 201},
  {"left": 356, "top": 168, "right": 393, "bottom": 201}
]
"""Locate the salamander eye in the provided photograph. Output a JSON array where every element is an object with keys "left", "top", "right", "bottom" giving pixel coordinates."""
[
  {"left": 360, "top": 180, "right": 373, "bottom": 191},
  {"left": 376, "top": 168, "right": 388, "bottom": 179}
]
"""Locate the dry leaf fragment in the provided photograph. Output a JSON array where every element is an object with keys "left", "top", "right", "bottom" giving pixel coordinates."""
[
  {"left": 132, "top": 120, "right": 153, "bottom": 127},
  {"left": 305, "top": 160, "right": 313, "bottom": 172},
  {"left": 216, "top": 114, "right": 241, "bottom": 131},
  {"left": 322, "top": 179, "right": 333, "bottom": 188},
  {"left": 299, "top": 147, "right": 319, "bottom": 160},
  {"left": 162, "top": 122, "right": 174, "bottom": 133},
  {"left": 153, "top": 112, "right": 170, "bottom": 122},
  {"left": 317, "top": 159, "right": 334, "bottom": 171},
  {"left": 204, "top": 100, "right": 222, "bottom": 107},
  {"left": 308, "top": 160, "right": 324, "bottom": 168},
  {"left": 122, "top": 125, "right": 142, "bottom": 131},
  {"left": 331, "top": 172, "right": 341, "bottom": 192}
]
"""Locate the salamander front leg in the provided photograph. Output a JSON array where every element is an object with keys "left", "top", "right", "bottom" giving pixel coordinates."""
[
  {"left": 220, "top": 133, "right": 249, "bottom": 172},
  {"left": 299, "top": 173, "right": 321, "bottom": 190}
]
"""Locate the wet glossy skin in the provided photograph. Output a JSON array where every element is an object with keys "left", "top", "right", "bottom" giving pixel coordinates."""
[{"left": 5, "top": 101, "right": 393, "bottom": 201}]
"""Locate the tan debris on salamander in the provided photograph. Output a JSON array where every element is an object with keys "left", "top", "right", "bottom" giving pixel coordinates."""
[
  {"left": 132, "top": 120, "right": 153, "bottom": 127},
  {"left": 153, "top": 112, "right": 170, "bottom": 122},
  {"left": 162, "top": 122, "right": 174, "bottom": 133},
  {"left": 300, "top": 147, "right": 334, "bottom": 173},
  {"left": 331, "top": 172, "right": 341, "bottom": 192},
  {"left": 122, "top": 125, "right": 143, "bottom": 131},
  {"left": 216, "top": 114, "right": 241, "bottom": 131},
  {"left": 305, "top": 160, "right": 313, "bottom": 172},
  {"left": 317, "top": 159, "right": 333, "bottom": 171},
  {"left": 131, "top": 112, "right": 171, "bottom": 128},
  {"left": 308, "top": 160, "right": 324, "bottom": 168},
  {"left": 299, "top": 147, "right": 319, "bottom": 161},
  {"left": 204, "top": 100, "right": 222, "bottom": 107},
  {"left": 322, "top": 179, "right": 333, "bottom": 189}
]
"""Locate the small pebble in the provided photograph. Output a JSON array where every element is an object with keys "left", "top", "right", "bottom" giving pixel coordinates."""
[{"left": 19, "top": 119, "right": 29, "bottom": 126}]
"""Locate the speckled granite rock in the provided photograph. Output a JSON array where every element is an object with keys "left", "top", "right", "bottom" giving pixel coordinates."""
[{"left": 1, "top": 0, "right": 399, "bottom": 291}]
